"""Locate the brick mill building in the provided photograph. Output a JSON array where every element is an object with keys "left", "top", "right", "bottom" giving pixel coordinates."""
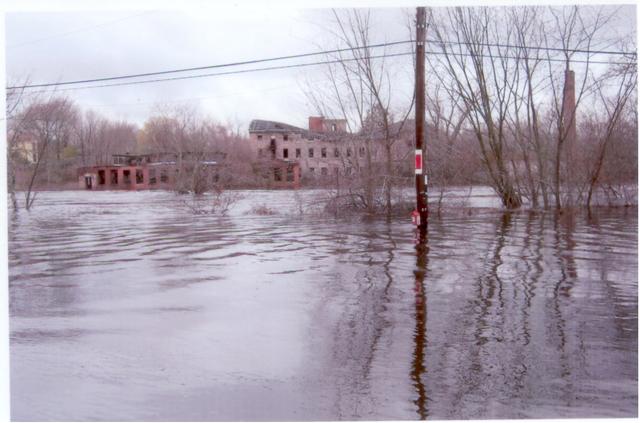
[
  {"left": 248, "top": 116, "right": 382, "bottom": 187},
  {"left": 249, "top": 116, "right": 413, "bottom": 187}
]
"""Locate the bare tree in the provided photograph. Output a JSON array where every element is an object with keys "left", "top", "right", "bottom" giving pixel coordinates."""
[
  {"left": 141, "top": 105, "right": 251, "bottom": 194},
  {"left": 8, "top": 95, "right": 77, "bottom": 210},
  {"left": 542, "top": 5, "right": 616, "bottom": 208},
  {"left": 304, "top": 9, "right": 415, "bottom": 215},
  {"left": 429, "top": 7, "right": 523, "bottom": 208},
  {"left": 584, "top": 58, "right": 637, "bottom": 208},
  {"left": 424, "top": 82, "right": 474, "bottom": 213},
  {"left": 6, "top": 78, "right": 32, "bottom": 210}
]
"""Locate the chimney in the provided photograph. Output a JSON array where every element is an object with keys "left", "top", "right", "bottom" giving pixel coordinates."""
[{"left": 308, "top": 116, "right": 324, "bottom": 132}]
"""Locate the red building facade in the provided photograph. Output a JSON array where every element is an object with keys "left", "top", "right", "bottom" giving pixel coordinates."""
[{"left": 78, "top": 154, "right": 176, "bottom": 191}]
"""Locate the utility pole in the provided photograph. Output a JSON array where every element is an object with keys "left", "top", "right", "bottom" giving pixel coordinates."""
[{"left": 414, "top": 6, "right": 428, "bottom": 233}]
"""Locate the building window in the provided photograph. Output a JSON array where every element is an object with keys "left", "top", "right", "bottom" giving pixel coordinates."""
[
  {"left": 347, "top": 148, "right": 352, "bottom": 157},
  {"left": 149, "top": 169, "right": 157, "bottom": 185},
  {"left": 274, "top": 167, "right": 282, "bottom": 181},
  {"left": 346, "top": 167, "right": 352, "bottom": 175},
  {"left": 257, "top": 134, "right": 263, "bottom": 140},
  {"left": 331, "top": 123, "right": 337, "bottom": 132},
  {"left": 160, "top": 169, "right": 168, "bottom": 183},
  {"left": 309, "top": 167, "right": 315, "bottom": 173},
  {"left": 308, "top": 148, "right": 314, "bottom": 158},
  {"left": 270, "top": 139, "right": 276, "bottom": 159},
  {"left": 321, "top": 167, "right": 328, "bottom": 176},
  {"left": 110, "top": 169, "right": 118, "bottom": 185},
  {"left": 286, "top": 167, "right": 294, "bottom": 182},
  {"left": 359, "top": 147, "right": 365, "bottom": 157},
  {"left": 283, "top": 134, "right": 289, "bottom": 141},
  {"left": 98, "top": 170, "right": 106, "bottom": 185},
  {"left": 258, "top": 148, "right": 264, "bottom": 158},
  {"left": 334, "top": 148, "right": 340, "bottom": 157},
  {"left": 283, "top": 148, "right": 289, "bottom": 159},
  {"left": 123, "top": 170, "right": 131, "bottom": 184},
  {"left": 136, "top": 169, "right": 144, "bottom": 184},
  {"left": 295, "top": 148, "right": 301, "bottom": 158},
  {"left": 321, "top": 147, "right": 327, "bottom": 158}
]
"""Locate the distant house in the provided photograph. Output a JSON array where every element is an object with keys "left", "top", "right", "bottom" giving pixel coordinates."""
[
  {"left": 77, "top": 152, "right": 223, "bottom": 191},
  {"left": 12, "top": 136, "right": 38, "bottom": 164}
]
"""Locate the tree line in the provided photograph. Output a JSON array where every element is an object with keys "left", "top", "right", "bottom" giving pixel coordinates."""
[
  {"left": 6, "top": 90, "right": 254, "bottom": 209},
  {"left": 6, "top": 5, "right": 637, "bottom": 214},
  {"left": 308, "top": 5, "right": 637, "bottom": 214}
]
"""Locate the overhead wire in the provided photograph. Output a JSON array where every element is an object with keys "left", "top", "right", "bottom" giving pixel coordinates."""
[
  {"left": 8, "top": 39, "right": 636, "bottom": 91},
  {"left": 17, "top": 48, "right": 634, "bottom": 95},
  {"left": 7, "top": 40, "right": 414, "bottom": 89}
]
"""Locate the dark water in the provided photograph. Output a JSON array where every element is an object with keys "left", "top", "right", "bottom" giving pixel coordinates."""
[{"left": 8, "top": 190, "right": 638, "bottom": 420}]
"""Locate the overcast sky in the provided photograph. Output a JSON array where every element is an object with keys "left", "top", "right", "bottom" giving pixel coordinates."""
[
  {"left": 5, "top": 4, "right": 415, "bottom": 131},
  {"left": 4, "top": 1, "right": 636, "bottom": 132}
]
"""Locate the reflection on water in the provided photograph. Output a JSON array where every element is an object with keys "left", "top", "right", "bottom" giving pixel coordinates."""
[
  {"left": 9, "top": 191, "right": 638, "bottom": 420},
  {"left": 411, "top": 230, "right": 429, "bottom": 420}
]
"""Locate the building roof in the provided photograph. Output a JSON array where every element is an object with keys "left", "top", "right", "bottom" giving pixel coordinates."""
[{"left": 249, "top": 119, "right": 308, "bottom": 134}]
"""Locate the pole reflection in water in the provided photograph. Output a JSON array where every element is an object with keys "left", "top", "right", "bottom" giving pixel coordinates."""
[{"left": 411, "top": 227, "right": 429, "bottom": 419}]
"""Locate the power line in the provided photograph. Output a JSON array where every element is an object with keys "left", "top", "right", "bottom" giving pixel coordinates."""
[
  {"left": 8, "top": 40, "right": 414, "bottom": 90},
  {"left": 19, "top": 49, "right": 633, "bottom": 95},
  {"left": 426, "top": 38, "right": 637, "bottom": 57},
  {"left": 8, "top": 39, "right": 635, "bottom": 90}
]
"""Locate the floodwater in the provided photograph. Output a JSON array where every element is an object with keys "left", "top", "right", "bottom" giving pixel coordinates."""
[{"left": 8, "top": 189, "right": 638, "bottom": 420}]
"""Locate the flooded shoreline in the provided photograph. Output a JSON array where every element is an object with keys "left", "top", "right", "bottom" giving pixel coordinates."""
[{"left": 9, "top": 190, "right": 638, "bottom": 420}]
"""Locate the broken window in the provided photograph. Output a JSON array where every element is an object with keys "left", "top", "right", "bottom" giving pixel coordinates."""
[
  {"left": 274, "top": 167, "right": 282, "bottom": 181},
  {"left": 149, "top": 169, "right": 157, "bottom": 185},
  {"left": 309, "top": 167, "right": 315, "bottom": 173},
  {"left": 359, "top": 147, "right": 365, "bottom": 157},
  {"left": 110, "top": 169, "right": 118, "bottom": 185},
  {"left": 136, "top": 169, "right": 144, "bottom": 184},
  {"left": 286, "top": 167, "right": 294, "bottom": 182},
  {"left": 98, "top": 170, "right": 106, "bottom": 185},
  {"left": 295, "top": 148, "right": 301, "bottom": 158},
  {"left": 321, "top": 148, "right": 327, "bottom": 158},
  {"left": 123, "top": 170, "right": 131, "bottom": 184},
  {"left": 283, "top": 134, "right": 289, "bottom": 141},
  {"left": 308, "top": 148, "right": 314, "bottom": 158},
  {"left": 283, "top": 148, "right": 289, "bottom": 159},
  {"left": 331, "top": 123, "right": 337, "bottom": 132},
  {"left": 334, "top": 148, "right": 339, "bottom": 157},
  {"left": 257, "top": 134, "right": 263, "bottom": 140},
  {"left": 347, "top": 148, "right": 352, "bottom": 157},
  {"left": 160, "top": 169, "right": 168, "bottom": 183},
  {"left": 321, "top": 167, "right": 328, "bottom": 176}
]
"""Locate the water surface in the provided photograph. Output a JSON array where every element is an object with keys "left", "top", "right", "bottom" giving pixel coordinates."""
[{"left": 9, "top": 190, "right": 638, "bottom": 420}]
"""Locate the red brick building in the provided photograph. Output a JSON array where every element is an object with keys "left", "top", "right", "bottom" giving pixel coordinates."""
[{"left": 77, "top": 153, "right": 220, "bottom": 191}]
